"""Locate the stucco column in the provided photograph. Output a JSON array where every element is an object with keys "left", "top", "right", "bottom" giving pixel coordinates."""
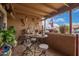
[{"left": 0, "top": 4, "right": 7, "bottom": 30}]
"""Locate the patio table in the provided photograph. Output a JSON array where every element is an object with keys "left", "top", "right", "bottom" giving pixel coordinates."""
[{"left": 21, "top": 33, "right": 48, "bottom": 56}]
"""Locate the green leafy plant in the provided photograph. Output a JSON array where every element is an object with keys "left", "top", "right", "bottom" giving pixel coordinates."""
[{"left": 0, "top": 26, "right": 17, "bottom": 47}]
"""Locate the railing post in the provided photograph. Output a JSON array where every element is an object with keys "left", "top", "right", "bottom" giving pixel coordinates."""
[{"left": 76, "top": 34, "right": 78, "bottom": 56}]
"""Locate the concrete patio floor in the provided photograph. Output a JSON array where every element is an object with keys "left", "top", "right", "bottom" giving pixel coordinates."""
[{"left": 12, "top": 45, "right": 64, "bottom": 56}]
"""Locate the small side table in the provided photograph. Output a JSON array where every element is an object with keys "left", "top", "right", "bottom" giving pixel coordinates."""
[{"left": 39, "top": 44, "right": 48, "bottom": 56}]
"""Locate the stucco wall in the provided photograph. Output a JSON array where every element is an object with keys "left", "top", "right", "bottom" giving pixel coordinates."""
[
  {"left": 7, "top": 16, "right": 42, "bottom": 39},
  {"left": 7, "top": 17, "right": 24, "bottom": 39},
  {"left": 46, "top": 33, "right": 76, "bottom": 56}
]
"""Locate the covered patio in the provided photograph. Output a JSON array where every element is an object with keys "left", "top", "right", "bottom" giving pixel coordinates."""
[{"left": 0, "top": 3, "right": 79, "bottom": 56}]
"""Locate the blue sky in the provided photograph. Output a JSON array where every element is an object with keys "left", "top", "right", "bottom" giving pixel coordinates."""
[
  {"left": 46, "top": 8, "right": 79, "bottom": 26},
  {"left": 72, "top": 8, "right": 79, "bottom": 24}
]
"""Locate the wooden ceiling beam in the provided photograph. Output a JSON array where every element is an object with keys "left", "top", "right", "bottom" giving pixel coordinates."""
[
  {"left": 41, "top": 4, "right": 58, "bottom": 13},
  {"left": 13, "top": 4, "right": 47, "bottom": 16},
  {"left": 14, "top": 9, "right": 42, "bottom": 18},
  {"left": 16, "top": 12, "right": 42, "bottom": 18},
  {"left": 46, "top": 3, "right": 79, "bottom": 18},
  {"left": 64, "top": 3, "right": 70, "bottom": 7},
  {"left": 13, "top": 7, "right": 44, "bottom": 17},
  {"left": 21, "top": 4, "right": 50, "bottom": 15}
]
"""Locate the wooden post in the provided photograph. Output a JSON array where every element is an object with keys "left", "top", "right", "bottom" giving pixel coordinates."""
[
  {"left": 76, "top": 34, "right": 78, "bottom": 56},
  {"left": 43, "top": 17, "right": 47, "bottom": 34},
  {"left": 44, "top": 19, "right": 46, "bottom": 32},
  {"left": 51, "top": 19, "right": 54, "bottom": 27},
  {"left": 69, "top": 8, "right": 72, "bottom": 34}
]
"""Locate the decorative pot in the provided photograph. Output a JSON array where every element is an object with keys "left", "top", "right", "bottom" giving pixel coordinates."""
[{"left": 0, "top": 43, "right": 12, "bottom": 56}]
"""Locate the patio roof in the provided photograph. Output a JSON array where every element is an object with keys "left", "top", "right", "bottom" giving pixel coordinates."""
[
  {"left": 14, "top": 3, "right": 79, "bottom": 18},
  {"left": 2, "top": 3, "right": 79, "bottom": 20}
]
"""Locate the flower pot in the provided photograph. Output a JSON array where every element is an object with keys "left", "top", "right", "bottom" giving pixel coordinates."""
[{"left": 0, "top": 43, "right": 12, "bottom": 56}]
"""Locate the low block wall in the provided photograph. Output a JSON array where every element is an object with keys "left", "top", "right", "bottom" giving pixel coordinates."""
[{"left": 46, "top": 33, "right": 76, "bottom": 56}]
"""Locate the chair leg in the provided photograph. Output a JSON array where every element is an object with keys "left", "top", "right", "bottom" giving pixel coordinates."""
[
  {"left": 39, "top": 50, "right": 46, "bottom": 56},
  {"left": 22, "top": 47, "right": 33, "bottom": 56}
]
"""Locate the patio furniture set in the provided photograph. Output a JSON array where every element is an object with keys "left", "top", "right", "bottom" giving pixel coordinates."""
[{"left": 17, "top": 32, "right": 48, "bottom": 56}]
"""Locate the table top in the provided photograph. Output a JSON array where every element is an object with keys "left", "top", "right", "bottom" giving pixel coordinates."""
[
  {"left": 39, "top": 44, "right": 48, "bottom": 49},
  {"left": 25, "top": 34, "right": 48, "bottom": 39}
]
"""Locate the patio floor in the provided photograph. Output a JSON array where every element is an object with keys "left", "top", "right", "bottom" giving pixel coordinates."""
[{"left": 12, "top": 44, "right": 64, "bottom": 56}]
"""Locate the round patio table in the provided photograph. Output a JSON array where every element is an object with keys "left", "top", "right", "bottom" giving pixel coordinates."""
[{"left": 39, "top": 44, "right": 48, "bottom": 56}]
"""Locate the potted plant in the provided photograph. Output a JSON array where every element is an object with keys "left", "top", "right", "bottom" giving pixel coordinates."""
[
  {"left": 59, "top": 25, "right": 66, "bottom": 33},
  {"left": 0, "top": 26, "right": 17, "bottom": 56}
]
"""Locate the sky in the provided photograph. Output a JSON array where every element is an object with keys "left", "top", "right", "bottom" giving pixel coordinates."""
[{"left": 44, "top": 8, "right": 79, "bottom": 29}]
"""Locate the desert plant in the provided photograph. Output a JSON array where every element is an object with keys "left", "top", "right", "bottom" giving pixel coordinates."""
[
  {"left": 59, "top": 25, "right": 66, "bottom": 33},
  {"left": 65, "top": 25, "right": 70, "bottom": 33}
]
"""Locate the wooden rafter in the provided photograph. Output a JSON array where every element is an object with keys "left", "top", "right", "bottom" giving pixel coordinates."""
[
  {"left": 14, "top": 9, "right": 42, "bottom": 18},
  {"left": 42, "top": 3, "right": 58, "bottom": 13},
  {"left": 47, "top": 3, "right": 79, "bottom": 18},
  {"left": 10, "top": 3, "right": 79, "bottom": 19},
  {"left": 21, "top": 4, "right": 50, "bottom": 15},
  {"left": 13, "top": 8, "right": 43, "bottom": 17},
  {"left": 13, "top": 4, "right": 48, "bottom": 16},
  {"left": 64, "top": 3, "right": 70, "bottom": 7}
]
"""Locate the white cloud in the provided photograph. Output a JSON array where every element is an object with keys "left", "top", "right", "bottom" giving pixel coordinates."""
[
  {"left": 72, "top": 23, "right": 79, "bottom": 25},
  {"left": 56, "top": 18, "right": 65, "bottom": 22},
  {"left": 65, "top": 23, "right": 79, "bottom": 26},
  {"left": 53, "top": 23, "right": 59, "bottom": 27}
]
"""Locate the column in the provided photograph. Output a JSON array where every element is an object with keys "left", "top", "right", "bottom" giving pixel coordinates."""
[
  {"left": 69, "top": 8, "right": 72, "bottom": 34},
  {"left": 0, "top": 4, "right": 7, "bottom": 30}
]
